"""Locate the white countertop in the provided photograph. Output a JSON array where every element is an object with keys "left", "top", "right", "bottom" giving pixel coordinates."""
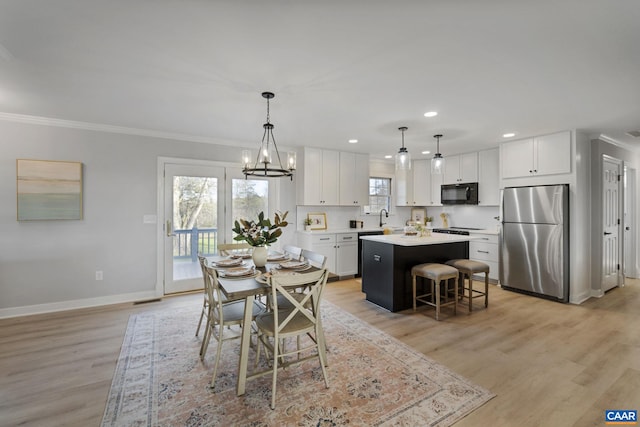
[
  {"left": 296, "top": 227, "right": 499, "bottom": 236},
  {"left": 296, "top": 226, "right": 404, "bottom": 235},
  {"left": 360, "top": 233, "right": 481, "bottom": 247}
]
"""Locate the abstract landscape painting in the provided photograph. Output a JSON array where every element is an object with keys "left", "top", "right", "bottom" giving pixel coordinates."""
[{"left": 17, "top": 159, "right": 83, "bottom": 221}]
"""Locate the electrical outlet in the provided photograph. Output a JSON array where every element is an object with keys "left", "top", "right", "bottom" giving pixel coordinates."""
[{"left": 95, "top": 270, "right": 103, "bottom": 281}]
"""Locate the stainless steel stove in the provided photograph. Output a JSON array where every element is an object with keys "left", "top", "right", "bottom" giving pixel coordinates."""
[{"left": 431, "top": 227, "right": 481, "bottom": 236}]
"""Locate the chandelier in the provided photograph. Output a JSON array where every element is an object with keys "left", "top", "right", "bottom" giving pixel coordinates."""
[
  {"left": 395, "top": 126, "right": 411, "bottom": 170},
  {"left": 242, "top": 91, "right": 296, "bottom": 180}
]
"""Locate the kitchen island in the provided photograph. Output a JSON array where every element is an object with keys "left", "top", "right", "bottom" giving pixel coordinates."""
[{"left": 360, "top": 233, "right": 479, "bottom": 312}]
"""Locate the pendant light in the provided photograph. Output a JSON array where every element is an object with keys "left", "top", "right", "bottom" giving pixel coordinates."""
[
  {"left": 431, "top": 134, "right": 445, "bottom": 174},
  {"left": 242, "top": 91, "right": 296, "bottom": 180},
  {"left": 395, "top": 126, "right": 411, "bottom": 170}
]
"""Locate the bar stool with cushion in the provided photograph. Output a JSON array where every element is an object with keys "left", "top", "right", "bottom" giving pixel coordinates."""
[
  {"left": 445, "top": 259, "right": 489, "bottom": 313},
  {"left": 411, "top": 263, "right": 459, "bottom": 320}
]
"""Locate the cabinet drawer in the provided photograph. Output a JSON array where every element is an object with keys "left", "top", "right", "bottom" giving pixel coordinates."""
[
  {"left": 310, "top": 234, "right": 336, "bottom": 245},
  {"left": 337, "top": 233, "right": 358, "bottom": 243},
  {"left": 470, "top": 233, "right": 498, "bottom": 245},
  {"left": 469, "top": 241, "right": 498, "bottom": 262}
]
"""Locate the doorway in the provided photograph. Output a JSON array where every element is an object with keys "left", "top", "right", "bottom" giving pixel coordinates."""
[
  {"left": 602, "top": 155, "right": 623, "bottom": 292},
  {"left": 163, "top": 163, "right": 224, "bottom": 294},
  {"left": 159, "top": 159, "right": 275, "bottom": 295}
]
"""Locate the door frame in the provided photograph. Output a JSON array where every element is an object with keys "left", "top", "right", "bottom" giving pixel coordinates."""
[
  {"left": 156, "top": 157, "right": 237, "bottom": 297},
  {"left": 624, "top": 166, "right": 638, "bottom": 278},
  {"left": 155, "top": 157, "right": 283, "bottom": 296}
]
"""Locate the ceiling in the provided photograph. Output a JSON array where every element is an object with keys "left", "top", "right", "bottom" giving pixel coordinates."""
[{"left": 1, "top": 0, "right": 639, "bottom": 160}]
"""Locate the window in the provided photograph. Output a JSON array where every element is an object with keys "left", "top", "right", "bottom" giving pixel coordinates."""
[
  {"left": 369, "top": 177, "right": 391, "bottom": 213},
  {"left": 231, "top": 178, "right": 269, "bottom": 225}
]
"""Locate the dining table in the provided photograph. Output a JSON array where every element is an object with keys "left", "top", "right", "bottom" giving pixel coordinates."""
[{"left": 209, "top": 254, "right": 322, "bottom": 396}]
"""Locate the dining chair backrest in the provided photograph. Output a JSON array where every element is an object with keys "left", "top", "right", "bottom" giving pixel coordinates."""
[
  {"left": 197, "top": 255, "right": 210, "bottom": 290},
  {"left": 301, "top": 249, "right": 327, "bottom": 269},
  {"left": 283, "top": 244, "right": 302, "bottom": 261},
  {"left": 203, "top": 265, "right": 226, "bottom": 322},
  {"left": 218, "top": 242, "right": 253, "bottom": 256},
  {"left": 268, "top": 268, "right": 329, "bottom": 330}
]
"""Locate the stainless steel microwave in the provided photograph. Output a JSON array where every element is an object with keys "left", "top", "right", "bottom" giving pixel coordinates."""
[{"left": 441, "top": 182, "right": 479, "bottom": 205}]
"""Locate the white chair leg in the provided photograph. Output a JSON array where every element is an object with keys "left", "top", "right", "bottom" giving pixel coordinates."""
[
  {"left": 210, "top": 328, "right": 224, "bottom": 388},
  {"left": 271, "top": 337, "right": 279, "bottom": 410}
]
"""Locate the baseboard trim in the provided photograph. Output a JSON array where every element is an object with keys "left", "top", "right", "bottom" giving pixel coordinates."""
[{"left": 0, "top": 291, "right": 160, "bottom": 319}]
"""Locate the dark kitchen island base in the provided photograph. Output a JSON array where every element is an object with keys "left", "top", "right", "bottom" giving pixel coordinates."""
[{"left": 361, "top": 239, "right": 469, "bottom": 312}]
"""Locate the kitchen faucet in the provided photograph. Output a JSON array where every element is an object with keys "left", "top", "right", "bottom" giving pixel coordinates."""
[{"left": 379, "top": 208, "right": 389, "bottom": 227}]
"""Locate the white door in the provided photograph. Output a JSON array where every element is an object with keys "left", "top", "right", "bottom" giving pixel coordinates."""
[
  {"left": 602, "top": 156, "right": 622, "bottom": 292},
  {"left": 164, "top": 164, "right": 224, "bottom": 294}
]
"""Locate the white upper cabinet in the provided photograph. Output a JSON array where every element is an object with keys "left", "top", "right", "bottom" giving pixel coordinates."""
[
  {"left": 443, "top": 152, "right": 478, "bottom": 184},
  {"left": 395, "top": 168, "right": 414, "bottom": 206},
  {"left": 299, "top": 147, "right": 339, "bottom": 205},
  {"left": 299, "top": 148, "right": 369, "bottom": 206},
  {"left": 430, "top": 171, "right": 443, "bottom": 205},
  {"left": 501, "top": 131, "right": 571, "bottom": 179},
  {"left": 339, "top": 152, "right": 370, "bottom": 206},
  {"left": 478, "top": 148, "right": 499, "bottom": 206},
  {"left": 412, "top": 160, "right": 431, "bottom": 206},
  {"left": 395, "top": 160, "right": 442, "bottom": 206}
]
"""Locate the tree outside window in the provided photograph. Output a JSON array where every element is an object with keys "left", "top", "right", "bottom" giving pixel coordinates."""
[{"left": 369, "top": 177, "right": 391, "bottom": 214}]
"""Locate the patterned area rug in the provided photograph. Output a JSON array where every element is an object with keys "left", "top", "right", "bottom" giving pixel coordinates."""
[{"left": 102, "top": 301, "right": 494, "bottom": 426}]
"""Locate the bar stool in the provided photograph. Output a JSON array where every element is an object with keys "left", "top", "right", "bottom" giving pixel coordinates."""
[
  {"left": 445, "top": 259, "right": 490, "bottom": 313},
  {"left": 411, "top": 263, "right": 458, "bottom": 320}
]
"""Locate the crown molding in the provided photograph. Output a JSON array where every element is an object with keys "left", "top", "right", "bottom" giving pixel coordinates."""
[
  {"left": 595, "top": 133, "right": 639, "bottom": 153},
  {"left": 0, "top": 111, "right": 220, "bottom": 144}
]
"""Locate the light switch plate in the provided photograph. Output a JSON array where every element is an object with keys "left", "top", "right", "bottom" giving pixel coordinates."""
[{"left": 143, "top": 214, "right": 157, "bottom": 224}]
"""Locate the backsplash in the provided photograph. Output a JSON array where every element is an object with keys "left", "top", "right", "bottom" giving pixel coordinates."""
[{"left": 295, "top": 205, "right": 500, "bottom": 231}]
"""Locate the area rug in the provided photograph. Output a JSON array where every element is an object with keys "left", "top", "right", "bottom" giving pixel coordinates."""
[{"left": 102, "top": 301, "right": 494, "bottom": 426}]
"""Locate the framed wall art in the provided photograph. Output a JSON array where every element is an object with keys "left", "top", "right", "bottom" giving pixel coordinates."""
[
  {"left": 17, "top": 159, "right": 83, "bottom": 221},
  {"left": 307, "top": 212, "right": 327, "bottom": 230},
  {"left": 411, "top": 208, "right": 426, "bottom": 225}
]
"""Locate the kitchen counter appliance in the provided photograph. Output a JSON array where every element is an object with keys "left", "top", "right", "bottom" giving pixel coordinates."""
[
  {"left": 441, "top": 182, "right": 479, "bottom": 205},
  {"left": 432, "top": 227, "right": 482, "bottom": 235},
  {"left": 499, "top": 184, "right": 569, "bottom": 302}
]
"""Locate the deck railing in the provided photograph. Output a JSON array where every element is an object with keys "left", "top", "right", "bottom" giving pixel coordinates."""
[{"left": 173, "top": 227, "right": 217, "bottom": 261}]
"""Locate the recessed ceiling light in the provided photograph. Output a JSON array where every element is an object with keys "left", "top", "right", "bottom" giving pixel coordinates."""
[
  {"left": 424, "top": 111, "right": 438, "bottom": 118},
  {"left": 384, "top": 155, "right": 393, "bottom": 159},
  {"left": 503, "top": 133, "right": 516, "bottom": 138},
  {"left": 348, "top": 139, "right": 358, "bottom": 144},
  {"left": 421, "top": 150, "right": 431, "bottom": 155}
]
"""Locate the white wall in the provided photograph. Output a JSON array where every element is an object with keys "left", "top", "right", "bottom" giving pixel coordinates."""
[{"left": 0, "top": 119, "right": 297, "bottom": 317}]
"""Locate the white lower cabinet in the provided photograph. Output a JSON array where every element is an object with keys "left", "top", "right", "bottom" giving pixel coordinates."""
[
  {"left": 468, "top": 233, "right": 499, "bottom": 282},
  {"left": 297, "top": 232, "right": 358, "bottom": 276}
]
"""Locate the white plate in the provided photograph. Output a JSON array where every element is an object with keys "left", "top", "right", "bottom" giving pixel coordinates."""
[
  {"left": 267, "top": 253, "right": 289, "bottom": 262},
  {"left": 219, "top": 266, "right": 255, "bottom": 277},
  {"left": 214, "top": 258, "right": 244, "bottom": 267},
  {"left": 278, "top": 260, "right": 308, "bottom": 269},
  {"left": 229, "top": 253, "right": 252, "bottom": 259}
]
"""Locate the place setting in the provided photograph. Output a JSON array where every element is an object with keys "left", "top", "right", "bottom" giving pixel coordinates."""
[
  {"left": 212, "top": 257, "right": 246, "bottom": 268},
  {"left": 216, "top": 265, "right": 259, "bottom": 280},
  {"left": 275, "top": 259, "right": 310, "bottom": 271},
  {"left": 266, "top": 252, "right": 290, "bottom": 263}
]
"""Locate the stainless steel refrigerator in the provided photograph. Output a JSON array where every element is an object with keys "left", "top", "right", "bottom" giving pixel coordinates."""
[{"left": 499, "top": 184, "right": 569, "bottom": 302}]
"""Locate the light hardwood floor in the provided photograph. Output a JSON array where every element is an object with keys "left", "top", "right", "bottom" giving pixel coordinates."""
[{"left": 1, "top": 278, "right": 639, "bottom": 426}]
